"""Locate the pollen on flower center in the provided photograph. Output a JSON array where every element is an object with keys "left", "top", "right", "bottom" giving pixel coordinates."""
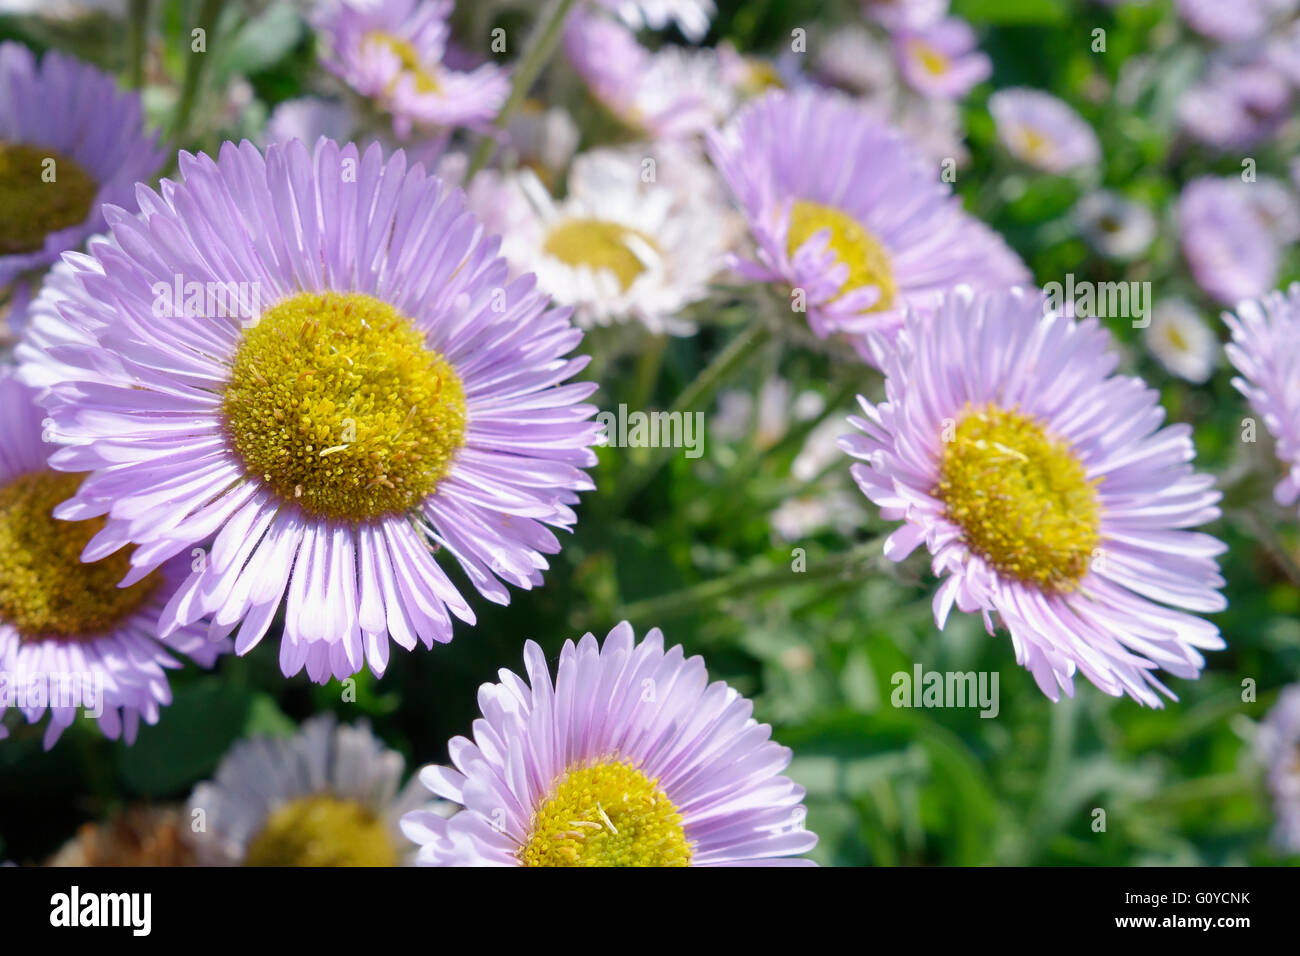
[
  {"left": 243, "top": 795, "right": 398, "bottom": 867},
  {"left": 221, "top": 290, "right": 468, "bottom": 522},
  {"left": 520, "top": 759, "right": 693, "bottom": 867},
  {"left": 0, "top": 471, "right": 160, "bottom": 641},
  {"left": 786, "top": 199, "right": 896, "bottom": 310},
  {"left": 910, "top": 40, "right": 951, "bottom": 76},
  {"left": 543, "top": 218, "right": 657, "bottom": 292},
  {"left": 935, "top": 404, "right": 1102, "bottom": 593},
  {"left": 0, "top": 141, "right": 97, "bottom": 255},
  {"left": 366, "top": 31, "right": 441, "bottom": 94}
]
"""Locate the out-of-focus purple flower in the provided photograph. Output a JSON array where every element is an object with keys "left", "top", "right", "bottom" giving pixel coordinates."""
[
  {"left": 315, "top": 0, "right": 509, "bottom": 140},
  {"left": 1178, "top": 62, "right": 1291, "bottom": 151},
  {"left": 564, "top": 12, "right": 732, "bottom": 140},
  {"left": 1257, "top": 684, "right": 1300, "bottom": 854},
  {"left": 989, "top": 87, "right": 1100, "bottom": 173},
  {"left": 1225, "top": 284, "right": 1300, "bottom": 515},
  {"left": 1176, "top": 0, "right": 1297, "bottom": 45},
  {"left": 863, "top": 0, "right": 948, "bottom": 32},
  {"left": 1179, "top": 176, "right": 1280, "bottom": 306},
  {"left": 894, "top": 17, "right": 990, "bottom": 99},
  {"left": 813, "top": 24, "right": 895, "bottom": 99}
]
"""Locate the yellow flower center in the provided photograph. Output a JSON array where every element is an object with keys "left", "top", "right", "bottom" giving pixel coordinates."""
[
  {"left": 935, "top": 404, "right": 1102, "bottom": 593},
  {"left": 543, "top": 219, "right": 656, "bottom": 292},
  {"left": 910, "top": 39, "right": 951, "bottom": 76},
  {"left": 786, "top": 200, "right": 896, "bottom": 310},
  {"left": 365, "top": 31, "right": 441, "bottom": 95},
  {"left": 520, "top": 760, "right": 693, "bottom": 867},
  {"left": 243, "top": 795, "right": 399, "bottom": 867},
  {"left": 221, "top": 290, "right": 468, "bottom": 522},
  {"left": 742, "top": 58, "right": 785, "bottom": 95},
  {"left": 0, "top": 141, "right": 97, "bottom": 256},
  {"left": 1013, "top": 126, "right": 1051, "bottom": 162},
  {"left": 0, "top": 471, "right": 160, "bottom": 640}
]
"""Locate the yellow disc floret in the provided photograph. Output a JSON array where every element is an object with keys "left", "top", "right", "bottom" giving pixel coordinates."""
[
  {"left": 365, "top": 31, "right": 442, "bottom": 94},
  {"left": 221, "top": 290, "right": 468, "bottom": 522},
  {"left": 935, "top": 404, "right": 1102, "bottom": 593},
  {"left": 520, "top": 759, "right": 693, "bottom": 867},
  {"left": 0, "top": 141, "right": 97, "bottom": 256},
  {"left": 0, "top": 471, "right": 160, "bottom": 641},
  {"left": 543, "top": 219, "right": 656, "bottom": 292},
  {"left": 244, "top": 794, "right": 399, "bottom": 867},
  {"left": 786, "top": 199, "right": 896, "bottom": 310}
]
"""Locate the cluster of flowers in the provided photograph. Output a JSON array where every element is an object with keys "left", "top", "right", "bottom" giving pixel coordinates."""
[{"left": 1, "top": 0, "right": 1298, "bottom": 864}]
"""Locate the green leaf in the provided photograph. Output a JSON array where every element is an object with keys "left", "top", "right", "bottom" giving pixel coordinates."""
[{"left": 953, "top": 0, "right": 1069, "bottom": 24}]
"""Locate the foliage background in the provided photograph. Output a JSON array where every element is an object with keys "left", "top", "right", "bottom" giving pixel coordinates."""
[{"left": 1, "top": 0, "right": 1298, "bottom": 866}]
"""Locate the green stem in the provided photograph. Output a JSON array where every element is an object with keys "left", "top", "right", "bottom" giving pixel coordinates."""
[
  {"left": 465, "top": 0, "right": 577, "bottom": 180},
  {"left": 577, "top": 537, "right": 886, "bottom": 630},
  {"left": 127, "top": 0, "right": 149, "bottom": 90},
  {"left": 611, "top": 320, "right": 773, "bottom": 511},
  {"left": 169, "top": 0, "right": 224, "bottom": 142}
]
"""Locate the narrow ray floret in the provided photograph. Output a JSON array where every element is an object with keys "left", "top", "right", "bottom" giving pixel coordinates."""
[
  {"left": 0, "top": 370, "right": 224, "bottom": 749},
  {"left": 1224, "top": 283, "right": 1300, "bottom": 516},
  {"left": 706, "top": 88, "right": 1028, "bottom": 363},
  {"left": 187, "top": 716, "right": 446, "bottom": 866},
  {"left": 400, "top": 622, "right": 818, "bottom": 866},
  {"left": 21, "top": 137, "right": 601, "bottom": 685},
  {"left": 839, "top": 287, "right": 1227, "bottom": 706},
  {"left": 0, "top": 40, "right": 162, "bottom": 333}
]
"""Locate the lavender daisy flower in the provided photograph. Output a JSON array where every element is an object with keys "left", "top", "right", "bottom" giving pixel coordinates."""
[
  {"left": 706, "top": 89, "right": 1028, "bottom": 355},
  {"left": 0, "top": 41, "right": 162, "bottom": 322},
  {"left": 21, "top": 137, "right": 600, "bottom": 684},
  {"left": 0, "top": 369, "right": 223, "bottom": 749},
  {"left": 1257, "top": 684, "right": 1300, "bottom": 854},
  {"left": 1176, "top": 0, "right": 1297, "bottom": 44},
  {"left": 1267, "top": 19, "right": 1300, "bottom": 86},
  {"left": 484, "top": 145, "right": 734, "bottom": 334},
  {"left": 893, "top": 17, "right": 990, "bottom": 99},
  {"left": 1146, "top": 298, "right": 1217, "bottom": 384},
  {"left": 594, "top": 0, "right": 715, "bottom": 42},
  {"left": 188, "top": 716, "right": 447, "bottom": 865},
  {"left": 989, "top": 87, "right": 1100, "bottom": 174},
  {"left": 1224, "top": 284, "right": 1300, "bottom": 514},
  {"left": 813, "top": 25, "right": 895, "bottom": 100},
  {"left": 1073, "top": 190, "right": 1157, "bottom": 261},
  {"left": 841, "top": 287, "right": 1227, "bottom": 706},
  {"left": 316, "top": 0, "right": 509, "bottom": 140},
  {"left": 1179, "top": 177, "right": 1279, "bottom": 306},
  {"left": 564, "top": 12, "right": 732, "bottom": 141},
  {"left": 1178, "top": 62, "right": 1291, "bottom": 151},
  {"left": 863, "top": 0, "right": 949, "bottom": 32},
  {"left": 400, "top": 622, "right": 817, "bottom": 866}
]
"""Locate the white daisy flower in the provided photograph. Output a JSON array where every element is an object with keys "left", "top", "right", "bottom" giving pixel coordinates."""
[{"left": 1145, "top": 298, "right": 1218, "bottom": 384}]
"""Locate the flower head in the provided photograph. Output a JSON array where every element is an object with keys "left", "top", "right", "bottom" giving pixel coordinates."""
[
  {"left": 1073, "top": 190, "right": 1157, "bottom": 261},
  {"left": 841, "top": 287, "right": 1227, "bottom": 706},
  {"left": 1178, "top": 62, "right": 1291, "bottom": 152},
  {"left": 22, "top": 137, "right": 600, "bottom": 684},
  {"left": 1176, "top": 0, "right": 1297, "bottom": 44},
  {"left": 1145, "top": 298, "right": 1217, "bottom": 384},
  {"left": 989, "top": 87, "right": 1100, "bottom": 174},
  {"left": 1179, "top": 176, "right": 1280, "bottom": 306},
  {"left": 1224, "top": 284, "right": 1300, "bottom": 514},
  {"left": 482, "top": 145, "right": 733, "bottom": 334},
  {"left": 564, "top": 12, "right": 732, "bottom": 141},
  {"left": 1257, "top": 684, "right": 1300, "bottom": 854},
  {"left": 707, "top": 88, "right": 1027, "bottom": 357},
  {"left": 316, "top": 0, "right": 509, "bottom": 140},
  {"left": 400, "top": 622, "right": 817, "bottom": 866},
  {"left": 594, "top": 0, "right": 715, "bottom": 42},
  {"left": 187, "top": 716, "right": 445, "bottom": 865},
  {"left": 893, "top": 17, "right": 990, "bottom": 99},
  {"left": 0, "top": 41, "right": 162, "bottom": 325},
  {"left": 0, "top": 369, "right": 223, "bottom": 749}
]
